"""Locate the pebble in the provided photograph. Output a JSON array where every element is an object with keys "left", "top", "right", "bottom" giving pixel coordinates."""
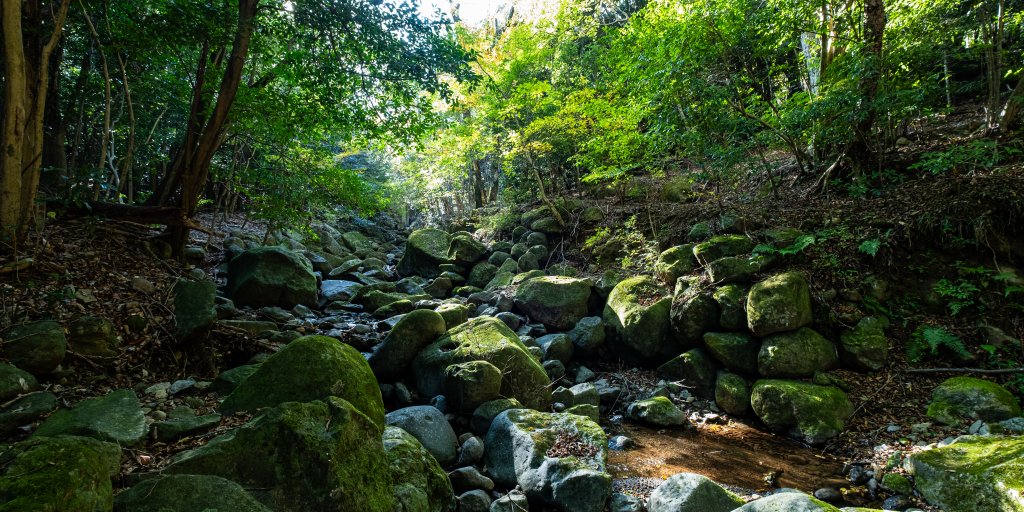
[
  {"left": 609, "top": 435, "right": 634, "bottom": 450},
  {"left": 882, "top": 494, "right": 914, "bottom": 510},
  {"left": 448, "top": 466, "right": 494, "bottom": 492},
  {"left": 144, "top": 382, "right": 170, "bottom": 400},
  {"left": 456, "top": 436, "right": 485, "bottom": 467},
  {"left": 132, "top": 278, "right": 156, "bottom": 294},
  {"left": 457, "top": 490, "right": 491, "bottom": 512},
  {"left": 969, "top": 419, "right": 984, "bottom": 434},
  {"left": 169, "top": 379, "right": 197, "bottom": 395},
  {"left": 813, "top": 487, "right": 841, "bottom": 503},
  {"left": 886, "top": 424, "right": 901, "bottom": 433}
]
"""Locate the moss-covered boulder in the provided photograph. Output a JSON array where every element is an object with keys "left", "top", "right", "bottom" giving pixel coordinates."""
[
  {"left": 436, "top": 303, "right": 470, "bottom": 329},
  {"left": 448, "top": 235, "right": 487, "bottom": 265},
  {"left": 66, "top": 315, "right": 119, "bottom": 357},
  {"left": 369, "top": 310, "right": 447, "bottom": 382},
  {"left": 746, "top": 272, "right": 813, "bottom": 337},
  {"left": 703, "top": 332, "right": 759, "bottom": 374},
  {"left": 627, "top": 396, "right": 687, "bottom": 427},
  {"left": 0, "top": 392, "right": 57, "bottom": 437},
  {"left": 34, "top": 389, "right": 147, "bottom": 445},
  {"left": 471, "top": 398, "right": 522, "bottom": 435},
  {"left": 384, "top": 426, "right": 456, "bottom": 512},
  {"left": 655, "top": 245, "right": 697, "bottom": 284},
  {"left": 670, "top": 289, "right": 720, "bottom": 348},
  {"left": 647, "top": 472, "right": 744, "bottom": 512},
  {"left": 1, "top": 320, "right": 66, "bottom": 375},
  {"left": 212, "top": 364, "right": 260, "bottom": 395},
  {"left": 413, "top": 317, "right": 551, "bottom": 410},
  {"left": 167, "top": 398, "right": 393, "bottom": 512},
  {"left": 485, "top": 409, "right": 610, "bottom": 512},
  {"left": 531, "top": 216, "right": 563, "bottom": 234},
  {"left": 715, "top": 372, "right": 750, "bottom": 415},
  {"left": 0, "top": 435, "right": 120, "bottom": 512},
  {"left": 908, "top": 435, "right": 1024, "bottom": 512},
  {"left": 735, "top": 492, "right": 840, "bottom": 511},
  {"left": 114, "top": 475, "right": 271, "bottom": 512},
  {"left": 712, "top": 284, "right": 748, "bottom": 330},
  {"left": 706, "top": 256, "right": 760, "bottom": 284},
  {"left": 657, "top": 348, "right": 720, "bottom": 399},
  {"left": 445, "top": 360, "right": 503, "bottom": 413},
  {"left": 398, "top": 228, "right": 452, "bottom": 278},
  {"left": 467, "top": 262, "right": 499, "bottom": 289},
  {"left": 485, "top": 271, "right": 515, "bottom": 291},
  {"left": 839, "top": 316, "right": 889, "bottom": 372},
  {"left": 693, "top": 235, "right": 756, "bottom": 265},
  {"left": 221, "top": 335, "right": 385, "bottom": 429},
  {"left": 0, "top": 363, "right": 37, "bottom": 402},
  {"left": 604, "top": 276, "right": 672, "bottom": 359},
  {"left": 757, "top": 327, "right": 838, "bottom": 378},
  {"left": 514, "top": 276, "right": 592, "bottom": 330},
  {"left": 750, "top": 380, "right": 852, "bottom": 445},
  {"left": 926, "top": 376, "right": 1021, "bottom": 425},
  {"left": 172, "top": 279, "right": 217, "bottom": 344},
  {"left": 340, "top": 231, "right": 375, "bottom": 254},
  {"left": 227, "top": 246, "right": 318, "bottom": 308}
]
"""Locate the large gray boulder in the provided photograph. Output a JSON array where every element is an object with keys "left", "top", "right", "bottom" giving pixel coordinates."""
[
  {"left": 750, "top": 380, "right": 852, "bottom": 445},
  {"left": 926, "top": 376, "right": 1021, "bottom": 425},
  {"left": 746, "top": 272, "right": 813, "bottom": 337},
  {"left": 413, "top": 317, "right": 551, "bottom": 411},
  {"left": 386, "top": 406, "right": 459, "bottom": 467},
  {"left": 604, "top": 276, "right": 672, "bottom": 359},
  {"left": 227, "top": 246, "right": 318, "bottom": 308},
  {"left": 514, "top": 276, "right": 592, "bottom": 331},
  {"left": 165, "top": 398, "right": 393, "bottom": 512},
  {"left": 399, "top": 228, "right": 452, "bottom": 278},
  {"left": 757, "top": 327, "right": 838, "bottom": 378},
  {"left": 369, "top": 309, "right": 447, "bottom": 382},
  {"left": 485, "top": 409, "right": 611, "bottom": 512},
  {"left": 385, "top": 426, "right": 456, "bottom": 512},
  {"left": 908, "top": 435, "right": 1024, "bottom": 512},
  {"left": 647, "top": 472, "right": 744, "bottom": 512}
]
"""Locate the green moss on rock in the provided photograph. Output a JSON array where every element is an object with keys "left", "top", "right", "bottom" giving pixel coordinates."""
[
  {"left": 909, "top": 435, "right": 1024, "bottom": 512},
  {"left": 750, "top": 380, "right": 852, "bottom": 445},
  {"left": 926, "top": 376, "right": 1021, "bottom": 425},
  {"left": 226, "top": 246, "right": 318, "bottom": 308},
  {"left": 514, "top": 276, "right": 592, "bottom": 330},
  {"left": 693, "top": 235, "right": 756, "bottom": 265},
  {"left": 655, "top": 245, "right": 697, "bottom": 284},
  {"left": 384, "top": 427, "right": 456, "bottom": 512},
  {"left": 746, "top": 272, "right": 813, "bottom": 337},
  {"left": 627, "top": 396, "right": 687, "bottom": 427},
  {"left": 604, "top": 276, "right": 672, "bottom": 359},
  {"left": 114, "top": 474, "right": 271, "bottom": 512},
  {"left": 703, "top": 332, "right": 759, "bottom": 374},
  {"left": 715, "top": 372, "right": 751, "bottom": 415},
  {"left": 0, "top": 435, "right": 120, "bottom": 512},
  {"left": 369, "top": 310, "right": 447, "bottom": 382},
  {"left": 34, "top": 389, "right": 147, "bottom": 445},
  {"left": 757, "top": 327, "right": 838, "bottom": 378},
  {"left": 1, "top": 321, "right": 66, "bottom": 375},
  {"left": 398, "top": 229, "right": 452, "bottom": 278}
]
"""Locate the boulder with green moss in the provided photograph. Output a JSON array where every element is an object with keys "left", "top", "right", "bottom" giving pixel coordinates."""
[
  {"left": 485, "top": 409, "right": 611, "bottom": 512},
  {"left": 436, "top": 303, "right": 470, "bottom": 329},
  {"left": 114, "top": 475, "right": 271, "bottom": 512},
  {"left": 413, "top": 317, "right": 551, "bottom": 410},
  {"left": 703, "top": 332, "right": 759, "bottom": 374},
  {"left": 67, "top": 315, "right": 119, "bottom": 357},
  {"left": 485, "top": 271, "right": 515, "bottom": 291},
  {"left": 746, "top": 272, "right": 813, "bottom": 337},
  {"left": 514, "top": 276, "right": 592, "bottom": 330},
  {"left": 839, "top": 316, "right": 889, "bottom": 372},
  {"left": 647, "top": 472, "right": 744, "bottom": 512},
  {"left": 735, "top": 492, "right": 840, "bottom": 511},
  {"left": 0, "top": 391, "right": 57, "bottom": 437},
  {"left": 34, "top": 389, "right": 147, "bottom": 445},
  {"left": 398, "top": 228, "right": 452, "bottom": 278},
  {"left": 908, "top": 435, "right": 1024, "bottom": 512},
  {"left": 369, "top": 310, "right": 447, "bottom": 382},
  {"left": 1, "top": 320, "right": 66, "bottom": 375},
  {"left": 172, "top": 279, "right": 217, "bottom": 344},
  {"left": 670, "top": 289, "right": 720, "bottom": 347},
  {"left": 445, "top": 360, "right": 503, "bottom": 413},
  {"left": 227, "top": 246, "right": 318, "bottom": 308},
  {"left": 604, "top": 276, "right": 672, "bottom": 359},
  {"left": 707, "top": 256, "right": 763, "bottom": 284},
  {"left": 627, "top": 396, "right": 687, "bottom": 427},
  {"left": 471, "top": 398, "right": 522, "bottom": 435},
  {"left": 0, "top": 435, "right": 120, "bottom": 512},
  {"left": 658, "top": 348, "right": 720, "bottom": 398},
  {"left": 448, "top": 235, "right": 487, "bottom": 265},
  {"left": 693, "top": 235, "right": 756, "bottom": 265},
  {"left": 655, "top": 245, "right": 697, "bottom": 284},
  {"left": 750, "top": 380, "right": 853, "bottom": 445},
  {"left": 468, "top": 262, "right": 499, "bottom": 289},
  {"left": 757, "top": 327, "right": 838, "bottom": 378},
  {"left": 715, "top": 372, "right": 751, "bottom": 415},
  {"left": 0, "top": 363, "right": 37, "bottom": 402},
  {"left": 166, "top": 398, "right": 393, "bottom": 512},
  {"left": 712, "top": 284, "right": 748, "bottom": 330},
  {"left": 220, "top": 335, "right": 385, "bottom": 428},
  {"left": 385, "top": 426, "right": 456, "bottom": 512},
  {"left": 926, "top": 376, "right": 1021, "bottom": 425}
]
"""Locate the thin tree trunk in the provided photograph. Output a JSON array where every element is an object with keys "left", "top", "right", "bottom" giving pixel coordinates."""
[
  {"left": 1000, "top": 75, "right": 1024, "bottom": 131},
  {"left": 1, "top": 0, "right": 30, "bottom": 242},
  {"left": 68, "top": 44, "right": 92, "bottom": 179},
  {"left": 80, "top": 2, "right": 112, "bottom": 201}
]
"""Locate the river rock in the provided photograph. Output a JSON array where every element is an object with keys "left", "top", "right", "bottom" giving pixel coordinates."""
[
  {"left": 908, "top": 435, "right": 1024, "bottom": 512},
  {"left": 712, "top": 284, "right": 748, "bottom": 330},
  {"left": 369, "top": 309, "right": 447, "bottom": 382},
  {"left": 538, "top": 333, "right": 575, "bottom": 364},
  {"left": 385, "top": 426, "right": 457, "bottom": 512},
  {"left": 750, "top": 380, "right": 852, "bottom": 445},
  {"left": 0, "top": 435, "right": 120, "bottom": 511},
  {"left": 152, "top": 408, "right": 221, "bottom": 442},
  {"left": 449, "top": 235, "right": 488, "bottom": 265},
  {"left": 0, "top": 363, "right": 37, "bottom": 402},
  {"left": 172, "top": 279, "right": 217, "bottom": 344},
  {"left": 413, "top": 317, "right": 551, "bottom": 410},
  {"left": 670, "top": 289, "right": 720, "bottom": 348},
  {"left": 1, "top": 320, "right": 66, "bottom": 374},
  {"left": 491, "top": 490, "right": 530, "bottom": 512},
  {"left": 746, "top": 272, "right": 812, "bottom": 336},
  {"left": 399, "top": 228, "right": 452, "bottom": 278},
  {"left": 227, "top": 246, "right": 318, "bottom": 308},
  {"left": 569, "top": 316, "right": 606, "bottom": 356},
  {"left": 658, "top": 348, "right": 720, "bottom": 399},
  {"left": 471, "top": 398, "right": 523, "bottom": 435},
  {"left": 485, "top": 409, "right": 611, "bottom": 512},
  {"left": 449, "top": 466, "right": 494, "bottom": 492},
  {"left": 114, "top": 475, "right": 270, "bottom": 512},
  {"left": 627, "top": 396, "right": 687, "bottom": 427},
  {"left": 220, "top": 335, "right": 385, "bottom": 428},
  {"left": 693, "top": 235, "right": 756, "bottom": 265},
  {"left": 647, "top": 472, "right": 744, "bottom": 512},
  {"left": 34, "top": 389, "right": 147, "bottom": 445},
  {"left": 655, "top": 245, "right": 697, "bottom": 284},
  {"left": 926, "top": 376, "right": 1021, "bottom": 425},
  {"left": 386, "top": 406, "right": 459, "bottom": 466},
  {"left": 838, "top": 316, "right": 889, "bottom": 371},
  {"left": 437, "top": 303, "right": 470, "bottom": 329},
  {"left": 604, "top": 276, "right": 672, "bottom": 359},
  {"left": 757, "top": 327, "right": 838, "bottom": 378},
  {"left": 322, "top": 279, "right": 364, "bottom": 301},
  {"left": 735, "top": 492, "right": 841, "bottom": 511},
  {"left": 445, "top": 360, "right": 503, "bottom": 413},
  {"left": 715, "top": 371, "right": 751, "bottom": 415},
  {"left": 703, "top": 332, "right": 759, "bottom": 374},
  {"left": 458, "top": 490, "right": 492, "bottom": 512},
  {"left": 514, "top": 276, "right": 592, "bottom": 330},
  {"left": 468, "top": 263, "right": 499, "bottom": 289}
]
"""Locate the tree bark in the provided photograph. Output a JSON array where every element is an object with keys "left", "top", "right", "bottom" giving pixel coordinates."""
[
  {"left": 849, "top": 0, "right": 886, "bottom": 174},
  {"left": 1, "top": 0, "right": 30, "bottom": 243}
]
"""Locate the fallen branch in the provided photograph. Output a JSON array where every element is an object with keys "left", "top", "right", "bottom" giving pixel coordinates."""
[{"left": 904, "top": 367, "right": 1024, "bottom": 375}]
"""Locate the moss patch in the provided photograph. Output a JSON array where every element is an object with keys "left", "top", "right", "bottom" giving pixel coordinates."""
[
  {"left": 909, "top": 435, "right": 1024, "bottom": 512},
  {"left": 0, "top": 435, "right": 120, "bottom": 512}
]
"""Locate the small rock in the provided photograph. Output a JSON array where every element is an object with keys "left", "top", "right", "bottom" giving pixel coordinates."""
[
  {"left": 882, "top": 494, "right": 913, "bottom": 511},
  {"left": 610, "top": 492, "right": 646, "bottom": 512},
  {"left": 385, "top": 405, "right": 459, "bottom": 466},
  {"left": 490, "top": 490, "right": 529, "bottom": 512},
  {"left": 609, "top": 435, "right": 634, "bottom": 450},
  {"left": 132, "top": 277, "right": 156, "bottom": 293},
  {"left": 812, "top": 487, "right": 841, "bottom": 503},
  {"left": 458, "top": 489, "right": 492, "bottom": 512},
  {"left": 456, "top": 436, "right": 485, "bottom": 467},
  {"left": 449, "top": 466, "right": 495, "bottom": 492}
]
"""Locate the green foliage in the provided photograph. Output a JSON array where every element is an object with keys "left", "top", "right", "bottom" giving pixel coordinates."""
[
  {"left": 907, "top": 325, "right": 970, "bottom": 363},
  {"left": 910, "top": 139, "right": 1022, "bottom": 175},
  {"left": 858, "top": 239, "right": 882, "bottom": 257},
  {"left": 754, "top": 235, "right": 817, "bottom": 256},
  {"left": 934, "top": 278, "right": 981, "bottom": 315}
]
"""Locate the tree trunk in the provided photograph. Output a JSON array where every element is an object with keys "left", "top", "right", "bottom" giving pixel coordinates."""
[
  {"left": 1, "top": 0, "right": 30, "bottom": 243},
  {"left": 849, "top": 0, "right": 886, "bottom": 174},
  {"left": 1000, "top": 74, "right": 1024, "bottom": 131}
]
